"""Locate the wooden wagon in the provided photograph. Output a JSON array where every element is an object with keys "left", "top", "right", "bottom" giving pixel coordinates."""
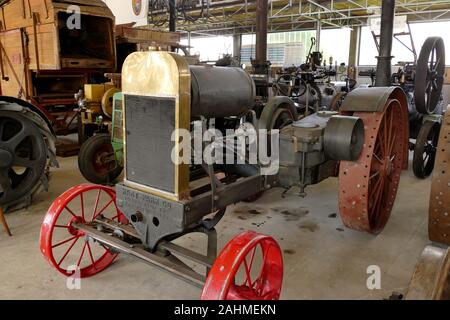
[{"left": 0, "top": 0, "right": 116, "bottom": 135}]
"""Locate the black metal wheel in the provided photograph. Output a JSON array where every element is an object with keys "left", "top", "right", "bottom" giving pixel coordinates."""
[
  {"left": 415, "top": 37, "right": 446, "bottom": 115},
  {"left": 78, "top": 133, "right": 123, "bottom": 185},
  {"left": 413, "top": 120, "right": 441, "bottom": 179},
  {"left": 0, "top": 111, "right": 47, "bottom": 206}
]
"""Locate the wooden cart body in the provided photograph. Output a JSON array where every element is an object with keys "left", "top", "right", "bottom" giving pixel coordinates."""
[{"left": 0, "top": 0, "right": 116, "bottom": 134}]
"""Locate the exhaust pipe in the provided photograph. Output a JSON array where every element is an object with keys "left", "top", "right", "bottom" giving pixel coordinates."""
[{"left": 375, "top": 0, "right": 396, "bottom": 87}]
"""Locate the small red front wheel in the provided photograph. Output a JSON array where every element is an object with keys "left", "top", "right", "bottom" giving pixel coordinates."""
[
  {"left": 201, "top": 231, "right": 284, "bottom": 300},
  {"left": 40, "top": 184, "right": 126, "bottom": 278}
]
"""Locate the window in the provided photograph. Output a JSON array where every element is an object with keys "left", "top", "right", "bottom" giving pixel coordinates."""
[
  {"left": 180, "top": 36, "right": 233, "bottom": 61},
  {"left": 320, "top": 28, "right": 352, "bottom": 66}
]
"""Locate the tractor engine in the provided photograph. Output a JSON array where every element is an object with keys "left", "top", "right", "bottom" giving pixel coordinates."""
[{"left": 278, "top": 112, "right": 364, "bottom": 196}]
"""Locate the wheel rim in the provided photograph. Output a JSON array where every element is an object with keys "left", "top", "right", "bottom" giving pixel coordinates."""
[
  {"left": 413, "top": 121, "right": 440, "bottom": 179},
  {"left": 0, "top": 112, "right": 47, "bottom": 206},
  {"left": 40, "top": 184, "right": 125, "bottom": 278},
  {"left": 415, "top": 37, "right": 446, "bottom": 115},
  {"left": 339, "top": 99, "right": 406, "bottom": 234},
  {"left": 201, "top": 231, "right": 283, "bottom": 300}
]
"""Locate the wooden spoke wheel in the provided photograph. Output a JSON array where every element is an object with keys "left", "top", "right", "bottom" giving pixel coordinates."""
[
  {"left": 201, "top": 231, "right": 283, "bottom": 300},
  {"left": 339, "top": 99, "right": 407, "bottom": 234},
  {"left": 40, "top": 184, "right": 126, "bottom": 278}
]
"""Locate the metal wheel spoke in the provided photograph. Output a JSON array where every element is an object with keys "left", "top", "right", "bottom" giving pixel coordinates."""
[
  {"left": 243, "top": 259, "right": 254, "bottom": 290},
  {"left": 8, "top": 128, "right": 29, "bottom": 150},
  {"left": 77, "top": 242, "right": 87, "bottom": 267},
  {"left": 80, "top": 193, "right": 85, "bottom": 222},
  {"left": 64, "top": 205, "right": 78, "bottom": 219},
  {"left": 13, "top": 157, "right": 35, "bottom": 168},
  {"left": 57, "top": 237, "right": 79, "bottom": 267},
  {"left": 93, "top": 198, "right": 114, "bottom": 221},
  {"left": 92, "top": 189, "right": 102, "bottom": 220},
  {"left": 0, "top": 170, "right": 11, "bottom": 191},
  {"left": 86, "top": 242, "right": 97, "bottom": 270},
  {"left": 52, "top": 235, "right": 78, "bottom": 249}
]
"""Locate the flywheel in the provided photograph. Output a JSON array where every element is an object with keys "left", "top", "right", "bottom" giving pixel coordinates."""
[
  {"left": 428, "top": 106, "right": 450, "bottom": 245},
  {"left": 414, "top": 37, "right": 446, "bottom": 115},
  {"left": 0, "top": 103, "right": 57, "bottom": 211},
  {"left": 339, "top": 98, "right": 408, "bottom": 234}
]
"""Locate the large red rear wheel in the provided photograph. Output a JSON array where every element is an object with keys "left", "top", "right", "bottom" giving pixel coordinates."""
[
  {"left": 40, "top": 184, "right": 125, "bottom": 278},
  {"left": 201, "top": 231, "right": 283, "bottom": 300},
  {"left": 339, "top": 99, "right": 407, "bottom": 234}
]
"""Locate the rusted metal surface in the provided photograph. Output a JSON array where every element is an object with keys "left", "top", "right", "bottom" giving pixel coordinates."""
[
  {"left": 339, "top": 96, "right": 408, "bottom": 234},
  {"left": 429, "top": 106, "right": 450, "bottom": 245},
  {"left": 405, "top": 245, "right": 450, "bottom": 300}
]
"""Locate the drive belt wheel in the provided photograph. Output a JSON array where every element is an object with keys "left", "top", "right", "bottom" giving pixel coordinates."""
[
  {"left": 405, "top": 245, "right": 450, "bottom": 300},
  {"left": 413, "top": 120, "right": 441, "bottom": 179},
  {"left": 428, "top": 107, "right": 450, "bottom": 245},
  {"left": 339, "top": 99, "right": 407, "bottom": 234},
  {"left": 414, "top": 37, "right": 446, "bottom": 115},
  {"left": 78, "top": 134, "right": 123, "bottom": 185}
]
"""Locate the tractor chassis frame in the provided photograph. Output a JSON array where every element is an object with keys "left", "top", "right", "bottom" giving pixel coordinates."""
[{"left": 74, "top": 217, "right": 217, "bottom": 289}]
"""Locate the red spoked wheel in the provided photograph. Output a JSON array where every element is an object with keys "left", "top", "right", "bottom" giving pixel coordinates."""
[
  {"left": 40, "top": 184, "right": 126, "bottom": 278},
  {"left": 339, "top": 99, "right": 407, "bottom": 234},
  {"left": 201, "top": 231, "right": 283, "bottom": 300}
]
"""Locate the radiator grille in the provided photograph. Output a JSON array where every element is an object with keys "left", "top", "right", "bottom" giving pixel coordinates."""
[{"left": 124, "top": 95, "right": 176, "bottom": 193}]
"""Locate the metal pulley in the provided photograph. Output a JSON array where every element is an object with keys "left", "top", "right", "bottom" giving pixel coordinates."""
[{"left": 324, "top": 115, "right": 364, "bottom": 161}]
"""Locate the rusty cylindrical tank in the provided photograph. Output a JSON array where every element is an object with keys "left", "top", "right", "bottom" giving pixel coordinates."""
[{"left": 190, "top": 66, "right": 256, "bottom": 119}]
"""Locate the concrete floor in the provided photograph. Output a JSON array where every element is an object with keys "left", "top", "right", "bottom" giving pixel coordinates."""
[{"left": 0, "top": 155, "right": 431, "bottom": 300}]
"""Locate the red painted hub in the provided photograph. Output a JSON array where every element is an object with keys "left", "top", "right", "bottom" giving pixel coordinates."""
[
  {"left": 40, "top": 184, "right": 126, "bottom": 278},
  {"left": 201, "top": 231, "right": 283, "bottom": 300},
  {"left": 339, "top": 99, "right": 407, "bottom": 234}
]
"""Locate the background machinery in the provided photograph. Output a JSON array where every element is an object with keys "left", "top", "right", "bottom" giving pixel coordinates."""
[
  {"left": 363, "top": 18, "right": 446, "bottom": 179},
  {"left": 40, "top": 50, "right": 409, "bottom": 300}
]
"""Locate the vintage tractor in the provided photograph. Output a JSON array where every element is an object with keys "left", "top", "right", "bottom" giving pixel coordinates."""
[{"left": 39, "top": 50, "right": 410, "bottom": 300}]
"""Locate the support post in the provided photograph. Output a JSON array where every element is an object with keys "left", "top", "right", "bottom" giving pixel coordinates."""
[
  {"left": 316, "top": 20, "right": 322, "bottom": 51},
  {"left": 233, "top": 34, "right": 241, "bottom": 63},
  {"left": 348, "top": 26, "right": 360, "bottom": 68},
  {"left": 255, "top": 0, "right": 268, "bottom": 64}
]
